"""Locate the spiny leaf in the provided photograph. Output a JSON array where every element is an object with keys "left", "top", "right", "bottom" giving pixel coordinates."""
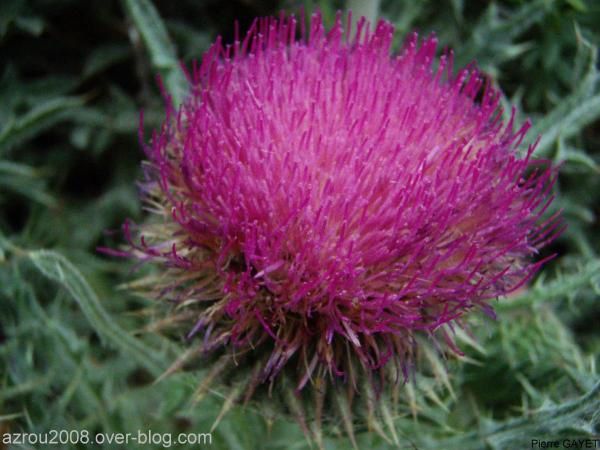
[
  {"left": 0, "top": 160, "right": 55, "bottom": 206},
  {"left": 439, "top": 381, "right": 600, "bottom": 450},
  {"left": 526, "top": 41, "right": 599, "bottom": 156},
  {"left": 123, "top": 0, "right": 187, "bottom": 106},
  {"left": 485, "top": 0, "right": 551, "bottom": 39},
  {"left": 0, "top": 97, "right": 83, "bottom": 154},
  {"left": 82, "top": 44, "right": 130, "bottom": 79},
  {"left": 502, "top": 259, "right": 600, "bottom": 308},
  {"left": 556, "top": 140, "right": 599, "bottom": 173},
  {"left": 0, "top": 0, "right": 44, "bottom": 37},
  {"left": 0, "top": 227, "right": 12, "bottom": 258},
  {"left": 28, "top": 250, "right": 167, "bottom": 376},
  {"left": 535, "top": 95, "right": 600, "bottom": 157},
  {"left": 461, "top": 0, "right": 551, "bottom": 66}
]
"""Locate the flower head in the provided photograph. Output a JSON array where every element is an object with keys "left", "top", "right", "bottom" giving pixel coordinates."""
[{"left": 116, "top": 11, "right": 561, "bottom": 435}]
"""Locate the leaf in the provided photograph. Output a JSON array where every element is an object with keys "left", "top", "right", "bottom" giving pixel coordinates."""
[
  {"left": 123, "top": 0, "right": 188, "bottom": 106},
  {"left": 28, "top": 250, "right": 167, "bottom": 376},
  {"left": 501, "top": 259, "right": 600, "bottom": 309},
  {"left": 0, "top": 97, "right": 83, "bottom": 154},
  {"left": 534, "top": 95, "right": 600, "bottom": 157},
  {"left": 0, "top": 160, "right": 55, "bottom": 206},
  {"left": 462, "top": 0, "right": 551, "bottom": 65},
  {"left": 14, "top": 15, "right": 43, "bottom": 36},
  {"left": 82, "top": 44, "right": 130, "bottom": 79},
  {"left": 167, "top": 20, "right": 211, "bottom": 60},
  {"left": 0, "top": 0, "right": 44, "bottom": 37},
  {"left": 526, "top": 41, "right": 599, "bottom": 156},
  {"left": 485, "top": 0, "right": 550, "bottom": 39},
  {"left": 440, "top": 381, "right": 600, "bottom": 450},
  {"left": 556, "top": 140, "right": 599, "bottom": 173}
]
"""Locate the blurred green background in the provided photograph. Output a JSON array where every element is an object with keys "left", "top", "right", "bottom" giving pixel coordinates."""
[{"left": 0, "top": 0, "right": 599, "bottom": 448}]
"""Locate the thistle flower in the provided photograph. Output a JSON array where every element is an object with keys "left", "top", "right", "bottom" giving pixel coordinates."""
[{"left": 111, "top": 11, "right": 562, "bottom": 443}]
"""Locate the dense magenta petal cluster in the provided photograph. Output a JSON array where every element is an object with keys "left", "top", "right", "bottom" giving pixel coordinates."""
[{"left": 125, "top": 13, "right": 561, "bottom": 386}]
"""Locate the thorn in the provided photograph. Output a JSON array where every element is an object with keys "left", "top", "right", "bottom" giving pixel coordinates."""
[
  {"left": 285, "top": 388, "right": 314, "bottom": 444},
  {"left": 211, "top": 383, "right": 242, "bottom": 432},
  {"left": 335, "top": 387, "right": 359, "bottom": 450},
  {"left": 154, "top": 345, "right": 199, "bottom": 384},
  {"left": 193, "top": 354, "right": 230, "bottom": 403}
]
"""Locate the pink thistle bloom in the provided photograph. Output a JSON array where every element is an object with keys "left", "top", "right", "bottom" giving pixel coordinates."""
[{"left": 117, "top": 12, "right": 562, "bottom": 397}]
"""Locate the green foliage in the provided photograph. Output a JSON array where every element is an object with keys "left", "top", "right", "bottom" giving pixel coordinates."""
[
  {"left": 29, "top": 250, "right": 169, "bottom": 375},
  {"left": 1, "top": 0, "right": 598, "bottom": 449},
  {"left": 123, "top": 0, "right": 188, "bottom": 106},
  {"left": 0, "top": 96, "right": 84, "bottom": 154}
]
